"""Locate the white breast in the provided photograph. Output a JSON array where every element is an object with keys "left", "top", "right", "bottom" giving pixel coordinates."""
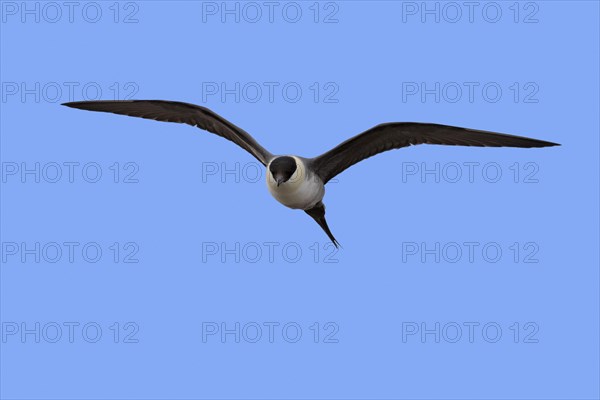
[{"left": 266, "top": 156, "right": 325, "bottom": 210}]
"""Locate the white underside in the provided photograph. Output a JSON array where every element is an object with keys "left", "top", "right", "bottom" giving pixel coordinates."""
[{"left": 266, "top": 156, "right": 325, "bottom": 210}]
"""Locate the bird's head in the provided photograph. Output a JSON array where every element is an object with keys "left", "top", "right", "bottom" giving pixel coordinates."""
[{"left": 269, "top": 156, "right": 297, "bottom": 186}]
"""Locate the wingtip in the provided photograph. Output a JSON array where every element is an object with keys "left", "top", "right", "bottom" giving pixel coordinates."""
[
  {"left": 539, "top": 141, "right": 561, "bottom": 148},
  {"left": 61, "top": 101, "right": 87, "bottom": 108},
  {"left": 61, "top": 100, "right": 133, "bottom": 108},
  {"left": 537, "top": 138, "right": 561, "bottom": 147},
  {"left": 526, "top": 139, "right": 560, "bottom": 148}
]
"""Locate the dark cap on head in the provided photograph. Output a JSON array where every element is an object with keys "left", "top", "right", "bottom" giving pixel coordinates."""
[{"left": 269, "top": 156, "right": 297, "bottom": 186}]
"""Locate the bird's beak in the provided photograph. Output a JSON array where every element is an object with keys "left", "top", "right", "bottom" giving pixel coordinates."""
[{"left": 276, "top": 177, "right": 285, "bottom": 187}]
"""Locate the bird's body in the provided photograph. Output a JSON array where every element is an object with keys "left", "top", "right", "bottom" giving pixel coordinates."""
[
  {"left": 62, "top": 99, "right": 559, "bottom": 248},
  {"left": 266, "top": 156, "right": 324, "bottom": 210}
]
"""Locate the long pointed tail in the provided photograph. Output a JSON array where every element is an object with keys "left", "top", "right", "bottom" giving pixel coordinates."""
[{"left": 305, "top": 202, "right": 340, "bottom": 248}]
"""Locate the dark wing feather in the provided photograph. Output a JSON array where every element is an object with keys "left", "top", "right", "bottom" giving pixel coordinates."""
[
  {"left": 62, "top": 100, "right": 273, "bottom": 166},
  {"left": 310, "top": 123, "right": 559, "bottom": 183}
]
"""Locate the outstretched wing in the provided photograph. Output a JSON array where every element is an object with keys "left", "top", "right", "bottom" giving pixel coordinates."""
[
  {"left": 310, "top": 122, "right": 559, "bottom": 183},
  {"left": 63, "top": 100, "right": 274, "bottom": 166}
]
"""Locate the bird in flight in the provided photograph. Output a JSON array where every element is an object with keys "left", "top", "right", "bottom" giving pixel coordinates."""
[{"left": 63, "top": 100, "right": 559, "bottom": 247}]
